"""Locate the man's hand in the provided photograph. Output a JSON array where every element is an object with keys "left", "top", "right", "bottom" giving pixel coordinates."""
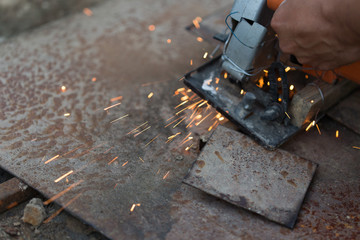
[{"left": 271, "top": 0, "right": 360, "bottom": 70}]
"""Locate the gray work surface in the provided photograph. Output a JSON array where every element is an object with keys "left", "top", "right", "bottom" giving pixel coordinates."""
[{"left": 0, "top": 0, "right": 359, "bottom": 239}]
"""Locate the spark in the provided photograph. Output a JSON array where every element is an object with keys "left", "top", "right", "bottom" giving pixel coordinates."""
[
  {"left": 114, "top": 183, "right": 118, "bottom": 189},
  {"left": 122, "top": 161, "right": 128, "bottom": 167},
  {"left": 64, "top": 113, "right": 71, "bottom": 117},
  {"left": 181, "top": 95, "right": 189, "bottom": 101},
  {"left": 285, "top": 112, "right": 291, "bottom": 119},
  {"left": 92, "top": 77, "right": 97, "bottom": 82},
  {"left": 336, "top": 130, "right": 339, "bottom": 138},
  {"left": 310, "top": 100, "right": 314, "bottom": 104},
  {"left": 110, "top": 96, "right": 123, "bottom": 102},
  {"left": 289, "top": 85, "right": 295, "bottom": 91},
  {"left": 285, "top": 67, "right": 291, "bottom": 72},
  {"left": 44, "top": 192, "right": 83, "bottom": 224},
  {"left": 43, "top": 180, "right": 84, "bottom": 205},
  {"left": 167, "top": 39, "right": 172, "bottom": 44},
  {"left": 127, "top": 122, "right": 148, "bottom": 135},
  {"left": 195, "top": 112, "right": 212, "bottom": 126},
  {"left": 110, "top": 114, "right": 129, "bottom": 123},
  {"left": 197, "top": 37, "right": 203, "bottom": 42},
  {"left": 148, "top": 92, "right": 154, "bottom": 99},
  {"left": 134, "top": 126, "right": 151, "bottom": 137},
  {"left": 130, "top": 203, "right": 141, "bottom": 212},
  {"left": 103, "top": 146, "right": 114, "bottom": 154},
  {"left": 165, "top": 117, "right": 183, "bottom": 128},
  {"left": 108, "top": 156, "right": 118, "bottom": 165},
  {"left": 180, "top": 136, "right": 193, "bottom": 146},
  {"left": 305, "top": 121, "right": 315, "bottom": 132},
  {"left": 192, "top": 17, "right": 202, "bottom": 29},
  {"left": 163, "top": 171, "right": 170, "bottom": 179},
  {"left": 148, "top": 25, "right": 156, "bottom": 31},
  {"left": 166, "top": 132, "right": 181, "bottom": 143},
  {"left": 185, "top": 144, "right": 194, "bottom": 151},
  {"left": 278, "top": 98, "right": 282, "bottom": 102},
  {"left": 180, "top": 132, "right": 192, "bottom": 144},
  {"left": 256, "top": 77, "right": 264, "bottom": 88},
  {"left": 203, "top": 52, "right": 208, "bottom": 59},
  {"left": 104, "top": 102, "right": 121, "bottom": 111},
  {"left": 61, "top": 86, "right": 66, "bottom": 92},
  {"left": 175, "top": 100, "right": 188, "bottom": 109},
  {"left": 190, "top": 59, "right": 193, "bottom": 65},
  {"left": 353, "top": 146, "right": 360, "bottom": 150},
  {"left": 173, "top": 117, "right": 187, "bottom": 128},
  {"left": 215, "top": 77, "right": 220, "bottom": 84},
  {"left": 174, "top": 88, "right": 186, "bottom": 95},
  {"left": 45, "top": 155, "right": 60, "bottom": 164},
  {"left": 219, "top": 117, "right": 224, "bottom": 121},
  {"left": 139, "top": 157, "right": 144, "bottom": 162},
  {"left": 316, "top": 124, "right": 321, "bottom": 135},
  {"left": 198, "top": 101, "right": 207, "bottom": 107},
  {"left": 277, "top": 77, "right": 282, "bottom": 82},
  {"left": 145, "top": 134, "right": 160, "bottom": 147},
  {"left": 224, "top": 72, "right": 228, "bottom": 79},
  {"left": 305, "top": 74, "right": 309, "bottom": 79},
  {"left": 83, "top": 8, "right": 93, "bottom": 16},
  {"left": 54, "top": 170, "right": 74, "bottom": 183},
  {"left": 71, "top": 143, "right": 105, "bottom": 159},
  {"left": 240, "top": 89, "right": 245, "bottom": 95},
  {"left": 62, "top": 145, "right": 85, "bottom": 157},
  {"left": 31, "top": 138, "right": 37, "bottom": 142}
]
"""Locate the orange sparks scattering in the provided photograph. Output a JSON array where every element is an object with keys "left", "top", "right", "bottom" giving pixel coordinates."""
[
  {"left": 108, "top": 156, "right": 118, "bottom": 165},
  {"left": 44, "top": 180, "right": 84, "bottom": 205},
  {"left": 54, "top": 170, "right": 74, "bottom": 183},
  {"left": 145, "top": 134, "right": 160, "bottom": 147},
  {"left": 203, "top": 52, "right": 208, "bottom": 59},
  {"left": 110, "top": 114, "right": 129, "bottom": 123},
  {"left": 289, "top": 85, "right": 295, "bottom": 91},
  {"left": 44, "top": 192, "right": 83, "bottom": 224},
  {"left": 285, "top": 66, "right": 291, "bottom": 72},
  {"left": 256, "top": 78, "right": 264, "bottom": 88},
  {"left": 305, "top": 121, "right": 315, "bottom": 132},
  {"left": 148, "top": 92, "right": 154, "bottom": 99},
  {"left": 224, "top": 72, "right": 228, "bottom": 79},
  {"left": 167, "top": 39, "right": 172, "bottom": 44},
  {"left": 92, "top": 77, "right": 97, "bottom": 82},
  {"left": 130, "top": 203, "right": 141, "bottom": 212},
  {"left": 163, "top": 171, "right": 170, "bottom": 179},
  {"left": 61, "top": 86, "right": 66, "bottom": 92},
  {"left": 45, "top": 155, "right": 60, "bottom": 164},
  {"left": 192, "top": 16, "right": 202, "bottom": 29},
  {"left": 139, "top": 157, "right": 144, "bottom": 162},
  {"left": 110, "top": 96, "right": 123, "bottom": 102},
  {"left": 148, "top": 25, "right": 156, "bottom": 31},
  {"left": 104, "top": 102, "right": 121, "bottom": 111},
  {"left": 122, "top": 161, "right": 128, "bottom": 167},
  {"left": 83, "top": 8, "right": 93, "bottom": 16},
  {"left": 316, "top": 124, "right": 321, "bottom": 135},
  {"left": 134, "top": 126, "right": 151, "bottom": 137},
  {"left": 196, "top": 37, "right": 203, "bottom": 42},
  {"left": 64, "top": 113, "right": 71, "bottom": 117},
  {"left": 190, "top": 59, "right": 193, "bottom": 65},
  {"left": 336, "top": 130, "right": 339, "bottom": 138},
  {"left": 353, "top": 146, "right": 360, "bottom": 150},
  {"left": 127, "top": 122, "right": 148, "bottom": 135}
]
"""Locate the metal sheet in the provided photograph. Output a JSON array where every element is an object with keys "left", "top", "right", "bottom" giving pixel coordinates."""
[
  {"left": 327, "top": 89, "right": 360, "bottom": 135},
  {"left": 183, "top": 125, "right": 317, "bottom": 228}
]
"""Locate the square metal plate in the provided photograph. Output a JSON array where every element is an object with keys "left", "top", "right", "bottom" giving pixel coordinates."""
[{"left": 183, "top": 125, "right": 317, "bottom": 228}]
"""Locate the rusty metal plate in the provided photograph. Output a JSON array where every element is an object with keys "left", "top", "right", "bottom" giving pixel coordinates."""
[
  {"left": 327, "top": 89, "right": 360, "bottom": 135},
  {"left": 184, "top": 125, "right": 317, "bottom": 228}
]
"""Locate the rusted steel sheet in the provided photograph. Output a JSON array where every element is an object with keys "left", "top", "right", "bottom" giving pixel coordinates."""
[
  {"left": 327, "top": 89, "right": 360, "bottom": 135},
  {"left": 184, "top": 125, "right": 317, "bottom": 228}
]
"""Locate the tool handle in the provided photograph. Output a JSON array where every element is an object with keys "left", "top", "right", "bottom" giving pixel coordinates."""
[{"left": 267, "top": 0, "right": 360, "bottom": 83}]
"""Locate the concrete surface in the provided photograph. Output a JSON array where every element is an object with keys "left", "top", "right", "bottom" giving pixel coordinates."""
[{"left": 0, "top": 0, "right": 359, "bottom": 239}]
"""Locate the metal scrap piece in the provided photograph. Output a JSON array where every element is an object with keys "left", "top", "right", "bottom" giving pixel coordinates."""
[{"left": 183, "top": 125, "right": 317, "bottom": 228}]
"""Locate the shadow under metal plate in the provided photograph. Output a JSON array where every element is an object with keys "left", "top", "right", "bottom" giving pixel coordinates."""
[
  {"left": 183, "top": 126, "right": 317, "bottom": 228},
  {"left": 184, "top": 56, "right": 299, "bottom": 149}
]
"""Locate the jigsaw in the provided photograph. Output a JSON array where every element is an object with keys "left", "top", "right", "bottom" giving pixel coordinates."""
[{"left": 184, "top": 0, "right": 359, "bottom": 149}]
